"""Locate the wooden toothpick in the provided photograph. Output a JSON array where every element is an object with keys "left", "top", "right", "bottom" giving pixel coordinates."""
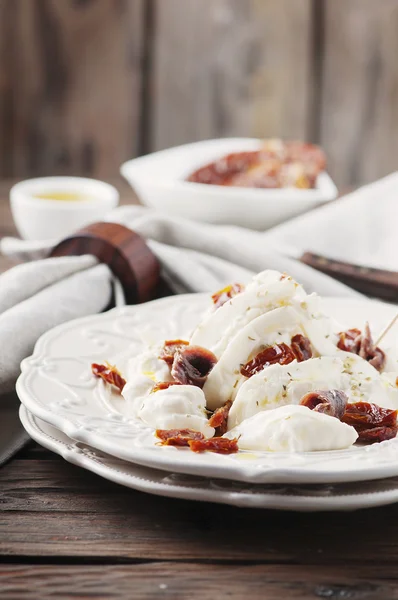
[{"left": 374, "top": 312, "right": 398, "bottom": 347}]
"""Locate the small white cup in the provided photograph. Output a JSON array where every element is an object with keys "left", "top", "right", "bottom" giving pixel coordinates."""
[{"left": 10, "top": 176, "right": 120, "bottom": 241}]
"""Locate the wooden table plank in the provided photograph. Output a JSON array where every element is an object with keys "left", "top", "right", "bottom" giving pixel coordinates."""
[
  {"left": 1, "top": 459, "right": 398, "bottom": 564},
  {"left": 1, "top": 563, "right": 397, "bottom": 600}
]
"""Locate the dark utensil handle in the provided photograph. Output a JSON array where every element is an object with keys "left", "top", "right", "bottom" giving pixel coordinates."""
[
  {"left": 49, "top": 222, "right": 165, "bottom": 304},
  {"left": 300, "top": 252, "right": 398, "bottom": 302}
]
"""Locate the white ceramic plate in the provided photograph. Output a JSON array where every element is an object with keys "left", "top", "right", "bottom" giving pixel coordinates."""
[
  {"left": 121, "top": 138, "right": 338, "bottom": 231},
  {"left": 16, "top": 294, "right": 398, "bottom": 484},
  {"left": 20, "top": 405, "right": 398, "bottom": 512}
]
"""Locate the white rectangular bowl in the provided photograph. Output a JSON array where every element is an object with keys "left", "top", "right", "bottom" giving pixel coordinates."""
[{"left": 121, "top": 138, "right": 338, "bottom": 231}]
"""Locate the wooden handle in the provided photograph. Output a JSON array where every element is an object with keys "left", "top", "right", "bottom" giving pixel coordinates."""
[
  {"left": 300, "top": 252, "right": 398, "bottom": 301},
  {"left": 49, "top": 222, "right": 162, "bottom": 304}
]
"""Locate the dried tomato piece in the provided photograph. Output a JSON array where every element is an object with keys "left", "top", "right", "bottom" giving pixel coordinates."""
[
  {"left": 91, "top": 363, "right": 126, "bottom": 393},
  {"left": 208, "top": 401, "right": 232, "bottom": 436},
  {"left": 152, "top": 381, "right": 182, "bottom": 393},
  {"left": 156, "top": 430, "right": 239, "bottom": 454},
  {"left": 279, "top": 162, "right": 317, "bottom": 189},
  {"left": 337, "top": 325, "right": 385, "bottom": 372},
  {"left": 337, "top": 328, "right": 362, "bottom": 352},
  {"left": 284, "top": 141, "right": 326, "bottom": 171},
  {"left": 156, "top": 429, "right": 205, "bottom": 447},
  {"left": 187, "top": 151, "right": 264, "bottom": 186},
  {"left": 211, "top": 283, "right": 244, "bottom": 309},
  {"left": 240, "top": 343, "right": 295, "bottom": 378},
  {"left": 171, "top": 345, "right": 217, "bottom": 388},
  {"left": 188, "top": 437, "right": 239, "bottom": 454},
  {"left": 342, "top": 402, "right": 397, "bottom": 429},
  {"left": 357, "top": 426, "right": 398, "bottom": 443},
  {"left": 159, "top": 339, "right": 189, "bottom": 366},
  {"left": 229, "top": 159, "right": 282, "bottom": 188},
  {"left": 342, "top": 402, "right": 397, "bottom": 444},
  {"left": 300, "top": 389, "right": 348, "bottom": 419},
  {"left": 291, "top": 334, "right": 312, "bottom": 362},
  {"left": 186, "top": 142, "right": 324, "bottom": 190}
]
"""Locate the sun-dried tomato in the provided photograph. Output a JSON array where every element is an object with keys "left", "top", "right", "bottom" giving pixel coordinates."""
[
  {"left": 156, "top": 430, "right": 239, "bottom": 454},
  {"left": 284, "top": 141, "right": 326, "bottom": 171},
  {"left": 291, "top": 334, "right": 312, "bottom": 362},
  {"left": 240, "top": 343, "right": 295, "bottom": 378},
  {"left": 171, "top": 345, "right": 217, "bottom": 388},
  {"left": 91, "top": 363, "right": 126, "bottom": 393},
  {"left": 231, "top": 160, "right": 282, "bottom": 188},
  {"left": 159, "top": 339, "right": 189, "bottom": 366},
  {"left": 188, "top": 437, "right": 239, "bottom": 454},
  {"left": 300, "top": 389, "right": 348, "bottom": 419},
  {"left": 186, "top": 142, "right": 325, "bottom": 189},
  {"left": 187, "top": 151, "right": 265, "bottom": 186},
  {"left": 357, "top": 426, "right": 398, "bottom": 443},
  {"left": 337, "top": 328, "right": 362, "bottom": 352},
  {"left": 152, "top": 381, "right": 182, "bottom": 393},
  {"left": 208, "top": 401, "right": 232, "bottom": 436},
  {"left": 156, "top": 429, "right": 205, "bottom": 447},
  {"left": 337, "top": 325, "right": 385, "bottom": 372},
  {"left": 342, "top": 402, "right": 397, "bottom": 443},
  {"left": 342, "top": 401, "right": 397, "bottom": 428},
  {"left": 211, "top": 283, "right": 244, "bottom": 309}
]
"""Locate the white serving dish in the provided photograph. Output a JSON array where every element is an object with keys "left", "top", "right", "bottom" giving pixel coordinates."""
[
  {"left": 16, "top": 293, "right": 398, "bottom": 485},
  {"left": 121, "top": 138, "right": 338, "bottom": 231},
  {"left": 10, "top": 176, "right": 119, "bottom": 241},
  {"left": 21, "top": 406, "right": 398, "bottom": 511}
]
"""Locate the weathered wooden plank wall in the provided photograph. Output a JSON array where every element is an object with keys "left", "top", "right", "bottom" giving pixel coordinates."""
[
  {"left": 0, "top": 0, "right": 398, "bottom": 187},
  {"left": 151, "top": 0, "right": 313, "bottom": 149},
  {"left": 0, "top": 0, "right": 144, "bottom": 178},
  {"left": 320, "top": 0, "right": 398, "bottom": 186}
]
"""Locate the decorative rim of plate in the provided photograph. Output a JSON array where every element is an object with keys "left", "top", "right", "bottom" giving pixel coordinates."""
[
  {"left": 16, "top": 294, "right": 398, "bottom": 485},
  {"left": 20, "top": 405, "right": 398, "bottom": 512}
]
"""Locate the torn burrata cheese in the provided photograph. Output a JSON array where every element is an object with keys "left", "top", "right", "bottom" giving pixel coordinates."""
[
  {"left": 122, "top": 346, "right": 173, "bottom": 414},
  {"left": 224, "top": 405, "right": 358, "bottom": 452},
  {"left": 121, "top": 347, "right": 214, "bottom": 436},
  {"left": 137, "top": 385, "right": 214, "bottom": 438},
  {"left": 191, "top": 269, "right": 336, "bottom": 359},
  {"left": 190, "top": 271, "right": 339, "bottom": 410},
  {"left": 203, "top": 305, "right": 337, "bottom": 411},
  {"left": 228, "top": 353, "right": 398, "bottom": 429}
]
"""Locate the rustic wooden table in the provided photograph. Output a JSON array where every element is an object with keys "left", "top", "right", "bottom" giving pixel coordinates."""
[{"left": 1, "top": 179, "right": 398, "bottom": 600}]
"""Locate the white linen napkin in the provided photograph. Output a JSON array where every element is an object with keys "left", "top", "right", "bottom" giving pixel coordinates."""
[
  {"left": 263, "top": 171, "right": 398, "bottom": 271},
  {"left": 0, "top": 257, "right": 113, "bottom": 393},
  {"left": 6, "top": 174, "right": 388, "bottom": 394}
]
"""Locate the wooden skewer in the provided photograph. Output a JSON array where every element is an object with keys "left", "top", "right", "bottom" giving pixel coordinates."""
[{"left": 374, "top": 312, "right": 398, "bottom": 347}]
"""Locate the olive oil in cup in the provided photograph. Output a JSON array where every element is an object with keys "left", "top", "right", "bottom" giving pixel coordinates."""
[
  {"left": 32, "top": 191, "right": 94, "bottom": 202},
  {"left": 10, "top": 177, "right": 119, "bottom": 241}
]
